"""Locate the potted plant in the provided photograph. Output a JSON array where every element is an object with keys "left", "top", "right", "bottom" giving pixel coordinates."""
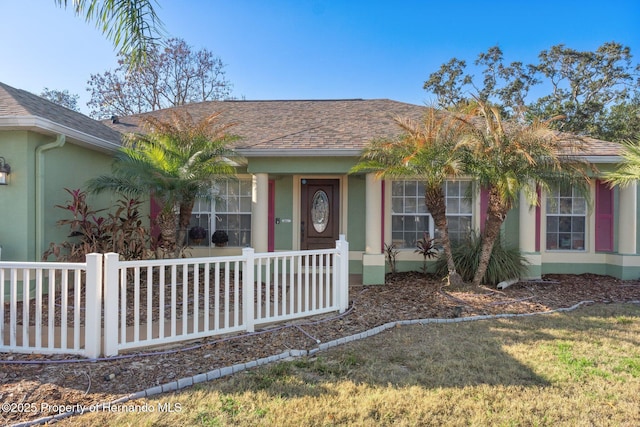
[
  {"left": 188, "top": 226, "right": 207, "bottom": 245},
  {"left": 211, "top": 230, "right": 229, "bottom": 247}
]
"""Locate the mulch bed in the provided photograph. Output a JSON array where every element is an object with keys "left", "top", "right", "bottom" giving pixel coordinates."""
[{"left": 1, "top": 273, "right": 640, "bottom": 425}]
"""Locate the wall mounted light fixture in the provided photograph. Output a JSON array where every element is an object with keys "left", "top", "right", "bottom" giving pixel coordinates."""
[{"left": 0, "top": 157, "right": 11, "bottom": 185}]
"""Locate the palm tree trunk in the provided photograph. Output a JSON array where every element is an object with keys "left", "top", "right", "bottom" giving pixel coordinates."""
[
  {"left": 155, "top": 209, "right": 177, "bottom": 258},
  {"left": 425, "top": 186, "right": 464, "bottom": 288},
  {"left": 176, "top": 199, "right": 195, "bottom": 257},
  {"left": 472, "top": 187, "right": 509, "bottom": 287}
]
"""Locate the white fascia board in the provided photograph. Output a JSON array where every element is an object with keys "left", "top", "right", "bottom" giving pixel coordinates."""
[
  {"left": 237, "top": 149, "right": 362, "bottom": 157},
  {"left": 0, "top": 116, "right": 121, "bottom": 153}
]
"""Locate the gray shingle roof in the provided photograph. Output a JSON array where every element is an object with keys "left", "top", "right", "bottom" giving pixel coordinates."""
[
  {"left": 104, "top": 98, "right": 622, "bottom": 158},
  {"left": 1, "top": 80, "right": 620, "bottom": 159},
  {"left": 104, "top": 99, "right": 429, "bottom": 154},
  {"left": 0, "top": 82, "right": 122, "bottom": 146}
]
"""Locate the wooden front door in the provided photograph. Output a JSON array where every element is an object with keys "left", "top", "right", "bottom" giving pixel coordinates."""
[{"left": 300, "top": 179, "right": 340, "bottom": 250}]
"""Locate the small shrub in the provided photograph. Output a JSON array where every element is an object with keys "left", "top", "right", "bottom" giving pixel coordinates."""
[
  {"left": 43, "top": 188, "right": 150, "bottom": 261},
  {"left": 434, "top": 232, "right": 528, "bottom": 286},
  {"left": 415, "top": 232, "right": 438, "bottom": 274},
  {"left": 384, "top": 243, "right": 400, "bottom": 274}
]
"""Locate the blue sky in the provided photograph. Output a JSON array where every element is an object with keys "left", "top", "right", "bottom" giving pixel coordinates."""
[{"left": 1, "top": 1, "right": 638, "bottom": 115}]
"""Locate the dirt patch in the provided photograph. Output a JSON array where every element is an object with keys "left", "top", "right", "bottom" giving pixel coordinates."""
[{"left": 2, "top": 273, "right": 640, "bottom": 425}]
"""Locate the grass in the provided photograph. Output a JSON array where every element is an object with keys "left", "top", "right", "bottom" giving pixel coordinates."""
[{"left": 58, "top": 303, "right": 640, "bottom": 426}]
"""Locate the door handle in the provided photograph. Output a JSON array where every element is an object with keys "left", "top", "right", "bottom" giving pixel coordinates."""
[{"left": 301, "top": 221, "right": 305, "bottom": 237}]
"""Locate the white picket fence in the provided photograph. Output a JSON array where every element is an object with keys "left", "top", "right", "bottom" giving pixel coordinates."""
[{"left": 1, "top": 237, "right": 349, "bottom": 358}]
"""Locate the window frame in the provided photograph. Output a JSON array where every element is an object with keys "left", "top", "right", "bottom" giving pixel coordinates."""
[
  {"left": 188, "top": 177, "right": 253, "bottom": 248},
  {"left": 390, "top": 179, "right": 473, "bottom": 250},
  {"left": 545, "top": 185, "right": 587, "bottom": 252}
]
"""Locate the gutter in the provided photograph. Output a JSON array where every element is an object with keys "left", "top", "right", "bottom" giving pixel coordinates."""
[
  {"left": 35, "top": 134, "right": 66, "bottom": 260},
  {"left": 0, "top": 116, "right": 120, "bottom": 153}
]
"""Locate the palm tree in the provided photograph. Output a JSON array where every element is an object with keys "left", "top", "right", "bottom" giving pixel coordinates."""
[
  {"left": 54, "top": 0, "right": 164, "bottom": 65},
  {"left": 458, "top": 100, "right": 590, "bottom": 287},
  {"left": 350, "top": 108, "right": 467, "bottom": 287},
  {"left": 602, "top": 137, "right": 640, "bottom": 187},
  {"left": 88, "top": 111, "right": 237, "bottom": 258}
]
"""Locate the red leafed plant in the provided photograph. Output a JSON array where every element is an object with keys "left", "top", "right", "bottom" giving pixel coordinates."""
[{"left": 43, "top": 188, "right": 151, "bottom": 261}]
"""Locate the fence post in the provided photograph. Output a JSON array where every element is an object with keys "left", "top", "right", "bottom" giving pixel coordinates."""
[
  {"left": 242, "top": 247, "right": 255, "bottom": 333},
  {"left": 84, "top": 253, "right": 102, "bottom": 359},
  {"left": 103, "top": 253, "right": 120, "bottom": 356},
  {"left": 336, "top": 235, "right": 349, "bottom": 313}
]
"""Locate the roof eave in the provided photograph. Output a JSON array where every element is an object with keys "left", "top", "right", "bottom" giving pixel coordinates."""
[
  {"left": 0, "top": 116, "right": 121, "bottom": 153},
  {"left": 237, "top": 148, "right": 362, "bottom": 157},
  {"left": 581, "top": 155, "right": 621, "bottom": 164}
]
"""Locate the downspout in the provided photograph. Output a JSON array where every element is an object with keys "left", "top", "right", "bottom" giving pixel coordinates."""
[{"left": 35, "top": 134, "right": 66, "bottom": 260}]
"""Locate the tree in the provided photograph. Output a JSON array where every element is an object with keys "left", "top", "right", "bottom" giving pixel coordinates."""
[
  {"left": 54, "top": 0, "right": 164, "bottom": 66},
  {"left": 424, "top": 46, "right": 539, "bottom": 119},
  {"left": 350, "top": 108, "right": 468, "bottom": 287},
  {"left": 424, "top": 42, "right": 640, "bottom": 140},
  {"left": 458, "top": 100, "right": 590, "bottom": 287},
  {"left": 87, "top": 111, "right": 237, "bottom": 258},
  {"left": 602, "top": 137, "right": 640, "bottom": 188},
  {"left": 599, "top": 95, "right": 640, "bottom": 142},
  {"left": 87, "top": 38, "right": 232, "bottom": 119},
  {"left": 40, "top": 87, "right": 80, "bottom": 111},
  {"left": 531, "top": 42, "right": 638, "bottom": 136}
]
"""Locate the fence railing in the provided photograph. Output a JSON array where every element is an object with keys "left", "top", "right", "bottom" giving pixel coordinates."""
[
  {"left": 0, "top": 256, "right": 102, "bottom": 357},
  {"left": 1, "top": 236, "right": 349, "bottom": 358}
]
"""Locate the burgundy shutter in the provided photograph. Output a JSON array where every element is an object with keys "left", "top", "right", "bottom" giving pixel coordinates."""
[
  {"left": 268, "top": 180, "right": 275, "bottom": 252},
  {"left": 535, "top": 187, "right": 541, "bottom": 252},
  {"left": 595, "top": 180, "right": 614, "bottom": 252},
  {"left": 150, "top": 193, "right": 161, "bottom": 244}
]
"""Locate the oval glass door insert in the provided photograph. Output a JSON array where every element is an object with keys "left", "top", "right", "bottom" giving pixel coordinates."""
[{"left": 311, "top": 190, "right": 330, "bottom": 233}]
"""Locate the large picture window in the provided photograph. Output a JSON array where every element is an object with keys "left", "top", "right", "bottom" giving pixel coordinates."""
[
  {"left": 188, "top": 178, "right": 252, "bottom": 247},
  {"left": 391, "top": 180, "right": 472, "bottom": 249},
  {"left": 546, "top": 186, "right": 586, "bottom": 251}
]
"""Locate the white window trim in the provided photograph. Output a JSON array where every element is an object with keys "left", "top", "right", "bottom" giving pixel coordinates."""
[
  {"left": 385, "top": 179, "right": 474, "bottom": 252},
  {"left": 189, "top": 175, "right": 253, "bottom": 248},
  {"left": 543, "top": 185, "right": 588, "bottom": 253}
]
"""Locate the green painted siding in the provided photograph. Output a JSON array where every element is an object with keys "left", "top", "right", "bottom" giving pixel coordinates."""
[
  {"left": 0, "top": 131, "right": 32, "bottom": 260},
  {"left": 0, "top": 130, "right": 125, "bottom": 261},
  {"left": 247, "top": 157, "right": 357, "bottom": 174},
  {"left": 542, "top": 262, "right": 607, "bottom": 276},
  {"left": 42, "top": 142, "right": 116, "bottom": 259},
  {"left": 502, "top": 206, "right": 519, "bottom": 248},
  {"left": 273, "top": 176, "right": 294, "bottom": 250},
  {"left": 347, "top": 175, "right": 366, "bottom": 252}
]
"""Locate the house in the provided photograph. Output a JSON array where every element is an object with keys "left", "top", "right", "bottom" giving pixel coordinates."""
[{"left": 1, "top": 81, "right": 638, "bottom": 283}]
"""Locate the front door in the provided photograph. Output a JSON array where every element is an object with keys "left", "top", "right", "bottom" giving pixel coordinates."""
[{"left": 300, "top": 179, "right": 340, "bottom": 250}]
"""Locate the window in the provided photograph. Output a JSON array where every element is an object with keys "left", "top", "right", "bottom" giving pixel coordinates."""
[
  {"left": 443, "top": 181, "right": 473, "bottom": 244},
  {"left": 546, "top": 186, "right": 586, "bottom": 250},
  {"left": 188, "top": 178, "right": 252, "bottom": 247},
  {"left": 391, "top": 180, "right": 472, "bottom": 249}
]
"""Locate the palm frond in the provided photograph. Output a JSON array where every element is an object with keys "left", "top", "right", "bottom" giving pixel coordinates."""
[{"left": 603, "top": 138, "right": 640, "bottom": 188}]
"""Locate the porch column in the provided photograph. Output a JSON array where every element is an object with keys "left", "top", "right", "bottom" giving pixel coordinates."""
[
  {"left": 251, "top": 173, "right": 269, "bottom": 253},
  {"left": 363, "top": 173, "right": 385, "bottom": 284},
  {"left": 519, "top": 190, "right": 536, "bottom": 252},
  {"left": 519, "top": 189, "right": 541, "bottom": 279},
  {"left": 618, "top": 182, "right": 637, "bottom": 254}
]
